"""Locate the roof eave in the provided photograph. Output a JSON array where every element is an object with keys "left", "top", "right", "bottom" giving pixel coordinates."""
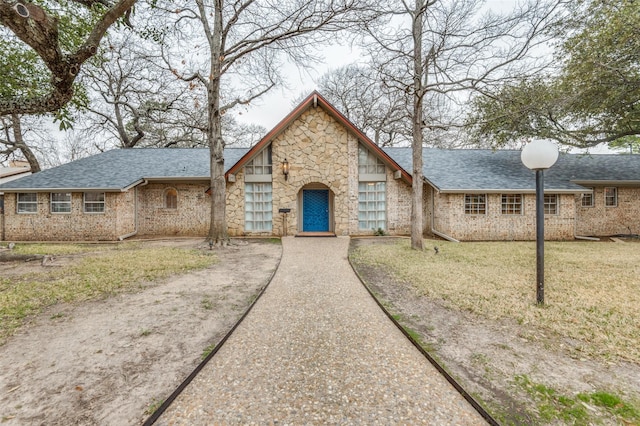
[{"left": 571, "top": 180, "right": 640, "bottom": 186}]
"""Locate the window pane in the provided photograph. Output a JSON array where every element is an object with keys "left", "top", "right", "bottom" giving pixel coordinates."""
[
  {"left": 245, "top": 182, "right": 272, "bottom": 232},
  {"left": 358, "top": 181, "right": 386, "bottom": 230}
]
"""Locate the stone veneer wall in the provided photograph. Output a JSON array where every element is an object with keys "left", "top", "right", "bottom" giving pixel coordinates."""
[
  {"left": 575, "top": 186, "right": 640, "bottom": 236},
  {"left": 1, "top": 192, "right": 134, "bottom": 241},
  {"left": 137, "top": 182, "right": 210, "bottom": 237},
  {"left": 225, "top": 106, "right": 413, "bottom": 237},
  {"left": 432, "top": 192, "right": 576, "bottom": 241}
]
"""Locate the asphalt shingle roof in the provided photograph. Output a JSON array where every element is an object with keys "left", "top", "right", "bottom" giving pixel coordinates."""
[
  {"left": 383, "top": 148, "right": 640, "bottom": 192},
  {"left": 0, "top": 148, "right": 249, "bottom": 191},
  {"left": 1, "top": 146, "right": 638, "bottom": 193}
]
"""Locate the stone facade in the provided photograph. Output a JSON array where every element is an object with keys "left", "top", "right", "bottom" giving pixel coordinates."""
[
  {"left": 575, "top": 186, "right": 640, "bottom": 236},
  {"left": 226, "top": 106, "right": 413, "bottom": 237},
  {"left": 432, "top": 192, "right": 576, "bottom": 241}
]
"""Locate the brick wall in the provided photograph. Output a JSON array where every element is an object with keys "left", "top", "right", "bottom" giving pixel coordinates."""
[
  {"left": 576, "top": 186, "right": 640, "bottom": 236},
  {"left": 137, "top": 182, "right": 210, "bottom": 237},
  {"left": 432, "top": 192, "right": 576, "bottom": 241},
  {"left": 1, "top": 192, "right": 133, "bottom": 241}
]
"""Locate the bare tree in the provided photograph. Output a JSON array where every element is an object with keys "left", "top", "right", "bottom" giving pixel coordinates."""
[
  {"left": 316, "top": 64, "right": 411, "bottom": 146},
  {"left": 153, "top": 0, "right": 379, "bottom": 245},
  {"left": 0, "top": 114, "right": 41, "bottom": 172},
  {"left": 363, "top": 0, "right": 565, "bottom": 250}
]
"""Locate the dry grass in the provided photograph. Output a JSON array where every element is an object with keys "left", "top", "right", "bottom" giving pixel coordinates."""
[
  {"left": 350, "top": 238, "right": 640, "bottom": 363},
  {"left": 0, "top": 243, "right": 216, "bottom": 344}
]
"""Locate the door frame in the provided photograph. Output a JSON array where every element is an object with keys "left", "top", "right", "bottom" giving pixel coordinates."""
[{"left": 298, "top": 183, "right": 334, "bottom": 233}]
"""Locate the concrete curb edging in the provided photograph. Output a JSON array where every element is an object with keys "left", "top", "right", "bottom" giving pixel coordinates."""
[
  {"left": 347, "top": 252, "right": 501, "bottom": 426},
  {"left": 142, "top": 242, "right": 284, "bottom": 426}
]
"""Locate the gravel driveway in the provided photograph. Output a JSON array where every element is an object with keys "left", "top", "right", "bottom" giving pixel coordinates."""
[{"left": 157, "top": 236, "right": 487, "bottom": 425}]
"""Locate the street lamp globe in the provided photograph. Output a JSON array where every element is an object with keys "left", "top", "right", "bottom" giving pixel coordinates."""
[{"left": 521, "top": 139, "right": 559, "bottom": 170}]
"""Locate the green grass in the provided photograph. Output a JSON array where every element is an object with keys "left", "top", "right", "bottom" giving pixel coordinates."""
[
  {"left": 0, "top": 243, "right": 216, "bottom": 344},
  {"left": 201, "top": 343, "right": 216, "bottom": 360},
  {"left": 513, "top": 374, "right": 640, "bottom": 425},
  {"left": 350, "top": 239, "right": 640, "bottom": 363}
]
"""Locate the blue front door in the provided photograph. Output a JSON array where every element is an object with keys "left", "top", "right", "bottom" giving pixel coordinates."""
[{"left": 303, "top": 190, "right": 329, "bottom": 232}]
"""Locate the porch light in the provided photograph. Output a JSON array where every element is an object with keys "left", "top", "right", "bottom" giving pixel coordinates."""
[
  {"left": 521, "top": 140, "right": 559, "bottom": 305},
  {"left": 282, "top": 159, "right": 290, "bottom": 181}
]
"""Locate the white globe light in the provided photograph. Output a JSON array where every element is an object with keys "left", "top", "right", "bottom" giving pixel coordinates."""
[{"left": 521, "top": 140, "right": 559, "bottom": 170}]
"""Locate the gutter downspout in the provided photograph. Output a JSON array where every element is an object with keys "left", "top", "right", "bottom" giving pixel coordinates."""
[
  {"left": 118, "top": 179, "right": 148, "bottom": 241},
  {"left": 429, "top": 186, "right": 459, "bottom": 243}
]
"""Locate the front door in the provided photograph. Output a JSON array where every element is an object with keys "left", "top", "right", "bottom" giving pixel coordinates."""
[{"left": 302, "top": 189, "right": 329, "bottom": 232}]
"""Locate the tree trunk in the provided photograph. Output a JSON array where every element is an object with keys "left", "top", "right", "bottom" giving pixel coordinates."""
[
  {"left": 11, "top": 113, "right": 41, "bottom": 173},
  {"left": 206, "top": 0, "right": 229, "bottom": 245},
  {"left": 410, "top": 0, "right": 424, "bottom": 251}
]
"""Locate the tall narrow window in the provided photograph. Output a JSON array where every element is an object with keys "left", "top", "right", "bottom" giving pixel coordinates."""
[
  {"left": 358, "top": 182, "right": 386, "bottom": 230},
  {"left": 84, "top": 192, "right": 105, "bottom": 213},
  {"left": 604, "top": 187, "right": 617, "bottom": 207},
  {"left": 51, "top": 192, "right": 71, "bottom": 213},
  {"left": 165, "top": 188, "right": 177, "bottom": 209},
  {"left": 544, "top": 194, "right": 558, "bottom": 214},
  {"left": 17, "top": 193, "right": 37, "bottom": 213},
  {"left": 501, "top": 194, "right": 522, "bottom": 215},
  {"left": 245, "top": 183, "right": 272, "bottom": 231},
  {"left": 581, "top": 189, "right": 594, "bottom": 207},
  {"left": 465, "top": 194, "right": 486, "bottom": 214}
]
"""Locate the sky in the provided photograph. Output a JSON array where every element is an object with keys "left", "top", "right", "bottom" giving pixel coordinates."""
[{"left": 234, "top": 43, "right": 361, "bottom": 130}]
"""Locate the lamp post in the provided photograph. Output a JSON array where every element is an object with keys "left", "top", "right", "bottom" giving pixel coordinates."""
[{"left": 521, "top": 140, "right": 559, "bottom": 305}]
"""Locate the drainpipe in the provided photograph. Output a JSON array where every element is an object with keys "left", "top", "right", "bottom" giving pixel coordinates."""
[
  {"left": 429, "top": 186, "right": 459, "bottom": 243},
  {"left": 118, "top": 179, "right": 148, "bottom": 241}
]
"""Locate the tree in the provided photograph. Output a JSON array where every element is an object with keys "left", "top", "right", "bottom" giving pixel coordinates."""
[
  {"left": 0, "top": 114, "right": 42, "bottom": 171},
  {"left": 153, "top": 0, "right": 379, "bottom": 245},
  {"left": 467, "top": 0, "right": 639, "bottom": 148},
  {"left": 316, "top": 64, "right": 411, "bottom": 146},
  {"left": 0, "top": 0, "right": 136, "bottom": 116},
  {"left": 362, "top": 0, "right": 563, "bottom": 250}
]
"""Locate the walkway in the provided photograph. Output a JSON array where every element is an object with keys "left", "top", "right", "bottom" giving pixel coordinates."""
[{"left": 157, "top": 237, "right": 487, "bottom": 425}]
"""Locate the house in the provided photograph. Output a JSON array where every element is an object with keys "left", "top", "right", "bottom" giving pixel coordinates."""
[
  {"left": 0, "top": 161, "right": 31, "bottom": 240},
  {"left": 0, "top": 92, "right": 638, "bottom": 242}
]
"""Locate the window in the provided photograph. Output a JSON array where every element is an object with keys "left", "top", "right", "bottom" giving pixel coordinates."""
[
  {"left": 17, "top": 193, "right": 37, "bottom": 213},
  {"left": 51, "top": 192, "right": 71, "bottom": 213},
  {"left": 464, "top": 194, "right": 486, "bottom": 214},
  {"left": 358, "top": 182, "right": 386, "bottom": 230},
  {"left": 245, "top": 183, "right": 272, "bottom": 231},
  {"left": 604, "top": 187, "right": 617, "bottom": 207},
  {"left": 84, "top": 192, "right": 105, "bottom": 213},
  {"left": 581, "top": 189, "right": 594, "bottom": 207},
  {"left": 501, "top": 194, "right": 522, "bottom": 215},
  {"left": 165, "top": 188, "right": 177, "bottom": 209},
  {"left": 544, "top": 194, "right": 558, "bottom": 214},
  {"left": 358, "top": 144, "right": 386, "bottom": 176},
  {"left": 245, "top": 146, "right": 272, "bottom": 176}
]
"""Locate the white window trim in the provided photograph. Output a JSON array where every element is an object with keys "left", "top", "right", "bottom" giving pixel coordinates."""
[
  {"left": 83, "top": 192, "right": 105, "bottom": 214},
  {"left": 17, "top": 193, "right": 38, "bottom": 214},
  {"left": 50, "top": 192, "right": 72, "bottom": 214}
]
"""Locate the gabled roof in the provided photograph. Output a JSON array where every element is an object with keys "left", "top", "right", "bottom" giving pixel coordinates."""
[
  {"left": 0, "top": 148, "right": 249, "bottom": 192},
  {"left": 384, "top": 147, "right": 640, "bottom": 193},
  {"left": 226, "top": 91, "right": 412, "bottom": 184}
]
